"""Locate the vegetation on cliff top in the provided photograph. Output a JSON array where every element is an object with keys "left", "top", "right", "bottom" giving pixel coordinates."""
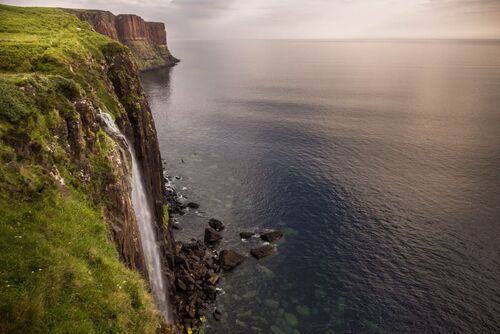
[{"left": 0, "top": 5, "right": 167, "bottom": 332}]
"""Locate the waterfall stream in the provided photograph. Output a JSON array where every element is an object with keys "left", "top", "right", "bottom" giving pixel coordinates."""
[{"left": 98, "top": 112, "right": 172, "bottom": 323}]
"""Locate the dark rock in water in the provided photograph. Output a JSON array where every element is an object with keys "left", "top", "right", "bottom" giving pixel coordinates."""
[
  {"left": 208, "top": 218, "right": 225, "bottom": 231},
  {"left": 220, "top": 250, "right": 245, "bottom": 270},
  {"left": 240, "top": 231, "right": 254, "bottom": 239},
  {"left": 251, "top": 245, "right": 277, "bottom": 259},
  {"left": 187, "top": 202, "right": 200, "bottom": 209},
  {"left": 260, "top": 230, "right": 283, "bottom": 243},
  {"left": 204, "top": 228, "right": 222, "bottom": 244},
  {"left": 204, "top": 285, "right": 217, "bottom": 300},
  {"left": 213, "top": 309, "right": 223, "bottom": 321}
]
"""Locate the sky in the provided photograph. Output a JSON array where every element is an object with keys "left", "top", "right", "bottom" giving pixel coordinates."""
[{"left": 4, "top": 0, "right": 500, "bottom": 40}]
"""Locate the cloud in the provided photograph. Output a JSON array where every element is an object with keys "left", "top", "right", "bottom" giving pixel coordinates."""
[
  {"left": 423, "top": 0, "right": 500, "bottom": 13},
  {"left": 2, "top": 0, "right": 500, "bottom": 39}
]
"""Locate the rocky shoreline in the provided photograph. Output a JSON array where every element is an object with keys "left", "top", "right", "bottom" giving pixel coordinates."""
[{"left": 161, "top": 159, "right": 283, "bottom": 331}]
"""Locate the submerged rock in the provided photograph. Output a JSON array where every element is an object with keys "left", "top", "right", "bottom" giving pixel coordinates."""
[
  {"left": 204, "top": 228, "right": 222, "bottom": 244},
  {"left": 208, "top": 218, "right": 225, "bottom": 231},
  {"left": 186, "top": 202, "right": 200, "bottom": 209},
  {"left": 256, "top": 264, "right": 275, "bottom": 279},
  {"left": 264, "top": 299, "right": 280, "bottom": 308},
  {"left": 295, "top": 305, "right": 311, "bottom": 317},
  {"left": 240, "top": 231, "right": 254, "bottom": 239},
  {"left": 250, "top": 245, "right": 277, "bottom": 259},
  {"left": 236, "top": 319, "right": 248, "bottom": 328},
  {"left": 284, "top": 313, "right": 299, "bottom": 327},
  {"left": 270, "top": 325, "right": 286, "bottom": 334},
  {"left": 219, "top": 250, "right": 245, "bottom": 270},
  {"left": 213, "top": 309, "right": 223, "bottom": 321},
  {"left": 260, "top": 230, "right": 283, "bottom": 243}
]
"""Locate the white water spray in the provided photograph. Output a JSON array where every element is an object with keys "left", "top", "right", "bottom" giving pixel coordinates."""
[{"left": 98, "top": 112, "right": 172, "bottom": 323}]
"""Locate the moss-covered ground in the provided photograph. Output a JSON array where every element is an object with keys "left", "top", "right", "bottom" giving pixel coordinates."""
[{"left": 0, "top": 5, "right": 167, "bottom": 333}]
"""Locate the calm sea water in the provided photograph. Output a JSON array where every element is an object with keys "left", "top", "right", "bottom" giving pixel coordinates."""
[{"left": 141, "top": 40, "right": 500, "bottom": 333}]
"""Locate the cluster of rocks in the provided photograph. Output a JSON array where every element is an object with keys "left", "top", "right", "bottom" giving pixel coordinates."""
[
  {"left": 162, "top": 164, "right": 284, "bottom": 330},
  {"left": 162, "top": 170, "right": 200, "bottom": 224},
  {"left": 240, "top": 230, "right": 283, "bottom": 259},
  {"left": 171, "top": 240, "right": 220, "bottom": 329},
  {"left": 171, "top": 219, "right": 246, "bottom": 329}
]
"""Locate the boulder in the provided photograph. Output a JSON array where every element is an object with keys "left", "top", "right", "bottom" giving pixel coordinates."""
[
  {"left": 260, "top": 230, "right": 283, "bottom": 243},
  {"left": 219, "top": 250, "right": 245, "bottom": 270},
  {"left": 208, "top": 218, "right": 224, "bottom": 231},
  {"left": 240, "top": 231, "right": 254, "bottom": 239},
  {"left": 204, "top": 228, "right": 222, "bottom": 244},
  {"left": 250, "top": 245, "right": 277, "bottom": 259}
]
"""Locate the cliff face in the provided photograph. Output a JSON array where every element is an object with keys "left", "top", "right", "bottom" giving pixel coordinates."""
[
  {"left": 0, "top": 5, "right": 176, "bottom": 332},
  {"left": 103, "top": 43, "right": 176, "bottom": 285},
  {"left": 66, "top": 9, "right": 179, "bottom": 71}
]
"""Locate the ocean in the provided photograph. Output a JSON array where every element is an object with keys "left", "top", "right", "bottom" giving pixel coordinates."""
[{"left": 141, "top": 40, "right": 500, "bottom": 333}]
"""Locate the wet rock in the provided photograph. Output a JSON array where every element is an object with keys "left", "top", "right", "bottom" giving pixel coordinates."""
[
  {"left": 213, "top": 309, "right": 223, "bottom": 321},
  {"left": 260, "top": 230, "right": 283, "bottom": 243},
  {"left": 204, "top": 285, "right": 217, "bottom": 300},
  {"left": 208, "top": 218, "right": 225, "bottom": 231},
  {"left": 219, "top": 250, "right": 245, "bottom": 270},
  {"left": 186, "top": 202, "right": 200, "bottom": 209},
  {"left": 240, "top": 231, "right": 254, "bottom": 239},
  {"left": 250, "top": 245, "right": 277, "bottom": 259},
  {"left": 204, "top": 228, "right": 222, "bottom": 244}
]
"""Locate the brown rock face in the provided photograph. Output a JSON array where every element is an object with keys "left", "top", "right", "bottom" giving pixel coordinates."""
[
  {"left": 65, "top": 9, "right": 178, "bottom": 70},
  {"left": 69, "top": 10, "right": 119, "bottom": 39},
  {"left": 115, "top": 15, "right": 167, "bottom": 45},
  {"left": 146, "top": 22, "right": 167, "bottom": 45}
]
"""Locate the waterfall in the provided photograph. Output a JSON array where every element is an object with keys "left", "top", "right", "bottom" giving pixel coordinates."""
[{"left": 98, "top": 112, "right": 172, "bottom": 323}]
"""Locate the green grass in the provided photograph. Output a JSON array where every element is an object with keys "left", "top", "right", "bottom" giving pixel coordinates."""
[
  {"left": 0, "top": 5, "right": 169, "bottom": 333},
  {"left": 0, "top": 191, "right": 160, "bottom": 333}
]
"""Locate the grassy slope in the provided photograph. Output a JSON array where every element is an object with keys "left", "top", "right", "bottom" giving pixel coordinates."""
[{"left": 0, "top": 5, "right": 165, "bottom": 333}]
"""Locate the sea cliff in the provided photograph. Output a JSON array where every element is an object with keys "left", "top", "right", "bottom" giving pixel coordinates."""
[
  {"left": 65, "top": 9, "right": 179, "bottom": 71},
  {"left": 0, "top": 5, "right": 175, "bottom": 332}
]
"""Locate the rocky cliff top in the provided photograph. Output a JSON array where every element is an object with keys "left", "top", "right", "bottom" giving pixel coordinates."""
[{"left": 65, "top": 9, "right": 179, "bottom": 70}]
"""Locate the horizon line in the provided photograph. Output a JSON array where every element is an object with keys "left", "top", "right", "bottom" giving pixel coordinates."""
[{"left": 170, "top": 37, "right": 500, "bottom": 43}]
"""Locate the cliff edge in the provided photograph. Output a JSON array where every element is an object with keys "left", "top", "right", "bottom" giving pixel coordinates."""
[
  {"left": 0, "top": 5, "right": 176, "bottom": 332},
  {"left": 65, "top": 9, "right": 179, "bottom": 71}
]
